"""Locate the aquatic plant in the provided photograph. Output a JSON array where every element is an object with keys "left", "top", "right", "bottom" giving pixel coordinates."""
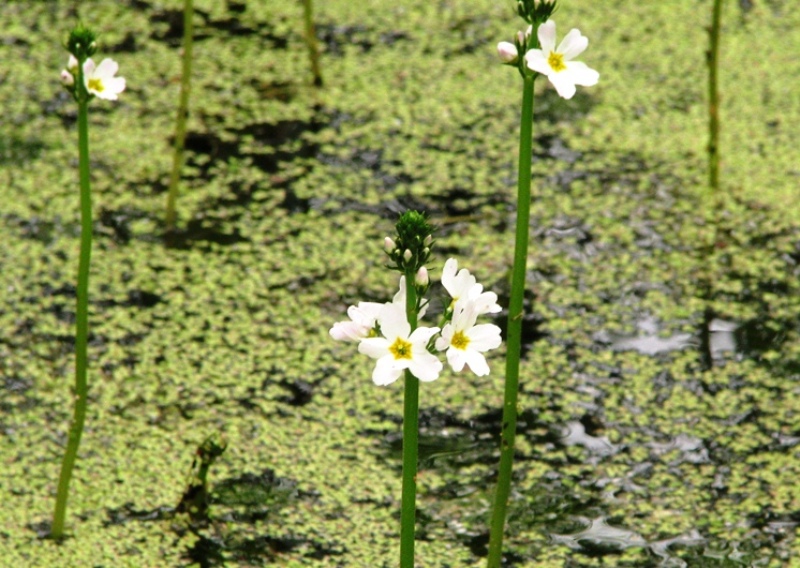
[
  {"left": 301, "top": 0, "right": 323, "bottom": 87},
  {"left": 165, "top": 0, "right": 194, "bottom": 232},
  {"left": 52, "top": 26, "right": 125, "bottom": 540},
  {"left": 488, "top": 1, "right": 597, "bottom": 565},
  {"left": 330, "top": 211, "right": 501, "bottom": 567}
]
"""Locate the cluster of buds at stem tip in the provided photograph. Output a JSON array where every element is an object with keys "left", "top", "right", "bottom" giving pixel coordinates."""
[
  {"left": 61, "top": 26, "right": 126, "bottom": 102},
  {"left": 384, "top": 210, "right": 435, "bottom": 276},
  {"left": 516, "top": 0, "right": 558, "bottom": 26},
  {"left": 65, "top": 25, "right": 97, "bottom": 64}
]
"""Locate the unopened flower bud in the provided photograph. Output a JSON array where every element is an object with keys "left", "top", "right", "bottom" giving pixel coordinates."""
[
  {"left": 60, "top": 69, "right": 74, "bottom": 86},
  {"left": 498, "top": 41, "right": 518, "bottom": 64},
  {"left": 67, "top": 55, "right": 79, "bottom": 72},
  {"left": 525, "top": 25, "right": 533, "bottom": 39},
  {"left": 415, "top": 267, "right": 429, "bottom": 287},
  {"left": 423, "top": 235, "right": 433, "bottom": 247},
  {"left": 384, "top": 236, "right": 396, "bottom": 254},
  {"left": 403, "top": 249, "right": 413, "bottom": 263}
]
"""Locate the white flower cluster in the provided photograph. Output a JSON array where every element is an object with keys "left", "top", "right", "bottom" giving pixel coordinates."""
[
  {"left": 497, "top": 20, "right": 598, "bottom": 100},
  {"left": 61, "top": 55, "right": 126, "bottom": 100},
  {"left": 330, "top": 259, "right": 502, "bottom": 386}
]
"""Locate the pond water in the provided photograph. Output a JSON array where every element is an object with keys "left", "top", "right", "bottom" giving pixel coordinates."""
[{"left": 1, "top": 0, "right": 799, "bottom": 566}]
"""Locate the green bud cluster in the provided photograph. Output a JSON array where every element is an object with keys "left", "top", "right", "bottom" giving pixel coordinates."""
[
  {"left": 385, "top": 211, "right": 435, "bottom": 274},
  {"left": 516, "top": 0, "right": 557, "bottom": 26},
  {"left": 66, "top": 25, "right": 97, "bottom": 63}
]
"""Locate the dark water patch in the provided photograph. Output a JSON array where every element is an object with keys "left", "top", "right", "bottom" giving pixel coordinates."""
[
  {"left": 105, "top": 31, "right": 139, "bottom": 53},
  {"left": 96, "top": 289, "right": 163, "bottom": 309},
  {"left": 186, "top": 531, "right": 342, "bottom": 567},
  {"left": 277, "top": 378, "right": 315, "bottom": 407},
  {"left": 491, "top": 289, "right": 545, "bottom": 358},
  {"left": 98, "top": 206, "right": 150, "bottom": 245},
  {"left": 250, "top": 79, "right": 297, "bottom": 103},
  {"left": 447, "top": 16, "right": 492, "bottom": 56},
  {"left": 212, "top": 469, "right": 298, "bottom": 523},
  {"left": 317, "top": 24, "right": 374, "bottom": 56},
  {"left": 0, "top": 135, "right": 45, "bottom": 165},
  {"left": 104, "top": 503, "right": 174, "bottom": 526},
  {"left": 11, "top": 215, "right": 63, "bottom": 244},
  {"left": 163, "top": 218, "right": 248, "bottom": 250}
]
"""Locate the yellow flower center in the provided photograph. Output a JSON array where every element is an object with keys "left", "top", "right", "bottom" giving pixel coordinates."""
[
  {"left": 87, "top": 78, "right": 104, "bottom": 92},
  {"left": 548, "top": 51, "right": 566, "bottom": 72},
  {"left": 389, "top": 337, "right": 413, "bottom": 360},
  {"left": 450, "top": 331, "right": 470, "bottom": 350}
]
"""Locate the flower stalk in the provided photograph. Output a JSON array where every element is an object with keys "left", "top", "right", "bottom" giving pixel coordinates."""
[
  {"left": 486, "top": 73, "right": 535, "bottom": 567},
  {"left": 301, "top": 0, "right": 323, "bottom": 87},
  {"left": 51, "top": 74, "right": 91, "bottom": 541},
  {"left": 400, "top": 266, "right": 419, "bottom": 568},
  {"left": 707, "top": 0, "right": 722, "bottom": 211},
  {"left": 166, "top": 0, "right": 194, "bottom": 231},
  {"left": 52, "top": 28, "right": 124, "bottom": 539}
]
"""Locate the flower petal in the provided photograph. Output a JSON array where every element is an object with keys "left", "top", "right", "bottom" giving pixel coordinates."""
[
  {"left": 358, "top": 337, "right": 390, "bottom": 359},
  {"left": 564, "top": 61, "right": 599, "bottom": 86},
  {"left": 409, "top": 351, "right": 443, "bottom": 382},
  {"left": 524, "top": 50, "right": 550, "bottom": 76},
  {"left": 378, "top": 303, "right": 410, "bottom": 340},
  {"left": 373, "top": 356, "right": 404, "bottom": 386},
  {"left": 536, "top": 20, "right": 557, "bottom": 53},
  {"left": 446, "top": 348, "right": 467, "bottom": 372},
  {"left": 548, "top": 72, "right": 578, "bottom": 99},
  {"left": 463, "top": 349, "right": 490, "bottom": 376},
  {"left": 95, "top": 58, "right": 119, "bottom": 79},
  {"left": 467, "top": 324, "right": 503, "bottom": 351},
  {"left": 557, "top": 29, "right": 588, "bottom": 60}
]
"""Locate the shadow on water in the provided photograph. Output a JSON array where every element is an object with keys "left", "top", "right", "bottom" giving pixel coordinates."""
[{"left": 102, "top": 468, "right": 339, "bottom": 567}]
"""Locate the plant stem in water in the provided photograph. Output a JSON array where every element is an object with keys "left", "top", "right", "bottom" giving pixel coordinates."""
[
  {"left": 400, "top": 270, "right": 419, "bottom": 568},
  {"left": 487, "top": 73, "right": 535, "bottom": 567},
  {"left": 52, "top": 78, "right": 93, "bottom": 540},
  {"left": 166, "top": 0, "right": 194, "bottom": 231}
]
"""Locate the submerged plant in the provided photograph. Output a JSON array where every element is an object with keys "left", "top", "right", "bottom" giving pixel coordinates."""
[
  {"left": 52, "top": 26, "right": 125, "bottom": 540},
  {"left": 301, "top": 0, "right": 323, "bottom": 87},
  {"left": 330, "top": 211, "right": 501, "bottom": 567},
  {"left": 488, "top": 1, "right": 597, "bottom": 565},
  {"left": 176, "top": 434, "right": 228, "bottom": 523},
  {"left": 165, "top": 0, "right": 194, "bottom": 232}
]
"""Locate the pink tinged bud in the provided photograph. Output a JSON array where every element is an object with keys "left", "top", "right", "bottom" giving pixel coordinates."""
[
  {"left": 497, "top": 42, "right": 518, "bottom": 64},
  {"left": 60, "top": 69, "right": 74, "bottom": 86},
  {"left": 384, "top": 237, "right": 396, "bottom": 254},
  {"left": 415, "top": 267, "right": 429, "bottom": 287},
  {"left": 403, "top": 249, "right": 413, "bottom": 263},
  {"left": 67, "top": 54, "right": 79, "bottom": 72}
]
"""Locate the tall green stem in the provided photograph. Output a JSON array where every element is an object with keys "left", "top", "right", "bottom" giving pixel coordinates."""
[
  {"left": 52, "top": 81, "right": 93, "bottom": 540},
  {"left": 487, "top": 73, "right": 535, "bottom": 567},
  {"left": 165, "top": 0, "right": 194, "bottom": 231},
  {"left": 707, "top": 0, "right": 722, "bottom": 208},
  {"left": 301, "top": 0, "right": 323, "bottom": 87},
  {"left": 400, "top": 271, "right": 419, "bottom": 568}
]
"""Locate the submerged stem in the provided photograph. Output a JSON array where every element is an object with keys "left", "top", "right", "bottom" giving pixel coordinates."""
[
  {"left": 487, "top": 73, "right": 535, "bottom": 567},
  {"left": 166, "top": 0, "right": 194, "bottom": 231},
  {"left": 400, "top": 271, "right": 419, "bottom": 568},
  {"left": 52, "top": 86, "right": 93, "bottom": 540},
  {"left": 301, "top": 0, "right": 323, "bottom": 87}
]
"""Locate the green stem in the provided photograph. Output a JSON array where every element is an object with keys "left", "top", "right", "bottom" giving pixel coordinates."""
[
  {"left": 52, "top": 82, "right": 93, "bottom": 540},
  {"left": 487, "top": 73, "right": 535, "bottom": 567},
  {"left": 400, "top": 271, "right": 419, "bottom": 568},
  {"left": 301, "top": 0, "right": 323, "bottom": 87},
  {"left": 166, "top": 0, "right": 194, "bottom": 231},
  {"left": 707, "top": 0, "right": 722, "bottom": 207}
]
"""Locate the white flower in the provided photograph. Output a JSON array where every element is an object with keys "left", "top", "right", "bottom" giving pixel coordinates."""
[
  {"left": 83, "top": 58, "right": 126, "bottom": 100},
  {"left": 436, "top": 297, "right": 502, "bottom": 376},
  {"left": 358, "top": 303, "right": 442, "bottom": 385},
  {"left": 497, "top": 41, "right": 518, "bottom": 64},
  {"left": 441, "top": 258, "right": 501, "bottom": 314},
  {"left": 330, "top": 302, "right": 384, "bottom": 342},
  {"left": 524, "top": 20, "right": 599, "bottom": 100}
]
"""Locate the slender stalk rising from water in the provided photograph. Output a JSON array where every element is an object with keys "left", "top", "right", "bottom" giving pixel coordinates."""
[
  {"left": 166, "top": 0, "right": 194, "bottom": 231},
  {"left": 486, "top": 73, "right": 535, "bottom": 567}
]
